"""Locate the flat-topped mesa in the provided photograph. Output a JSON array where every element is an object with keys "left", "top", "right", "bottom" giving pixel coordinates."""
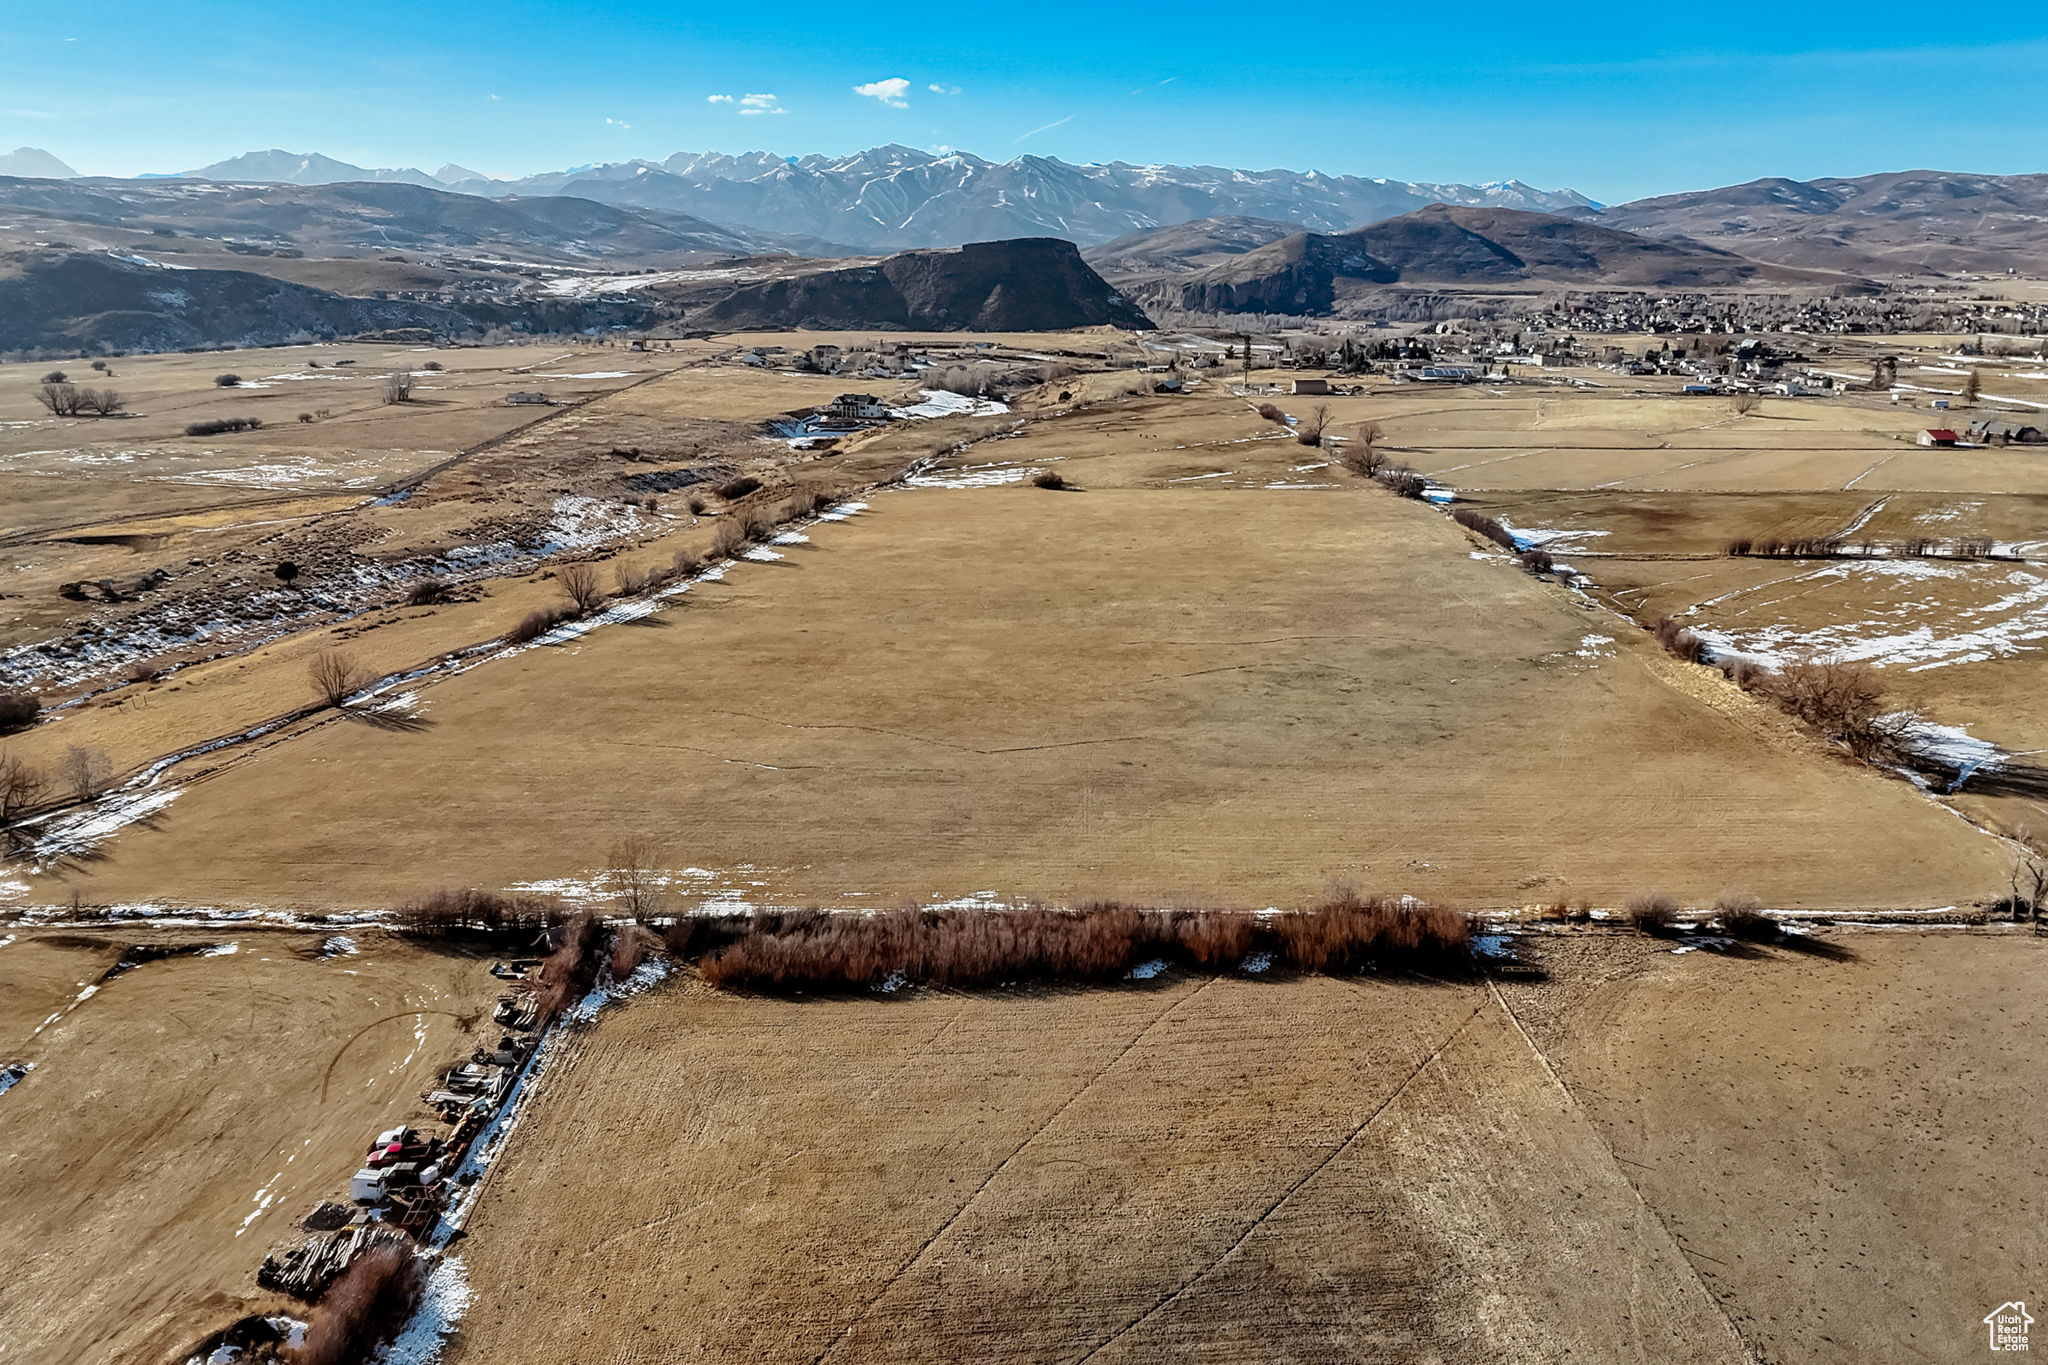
[{"left": 696, "top": 237, "right": 1154, "bottom": 332}]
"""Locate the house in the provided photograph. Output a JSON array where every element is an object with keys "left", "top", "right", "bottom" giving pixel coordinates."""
[
  {"left": 1289, "top": 377, "right": 1331, "bottom": 395},
  {"left": 505, "top": 391, "right": 552, "bottom": 406},
  {"left": 1969, "top": 418, "right": 2044, "bottom": 445},
  {"left": 825, "top": 393, "right": 890, "bottom": 422},
  {"left": 1919, "top": 428, "right": 1960, "bottom": 447}
]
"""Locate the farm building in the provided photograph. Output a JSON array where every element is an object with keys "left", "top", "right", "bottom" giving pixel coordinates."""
[
  {"left": 1289, "top": 378, "right": 1331, "bottom": 396},
  {"left": 505, "top": 391, "right": 552, "bottom": 406},
  {"left": 1919, "top": 428, "right": 1960, "bottom": 448},
  {"left": 1968, "top": 419, "right": 2044, "bottom": 445}
]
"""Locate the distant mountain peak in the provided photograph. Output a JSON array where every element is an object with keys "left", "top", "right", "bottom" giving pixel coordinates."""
[{"left": 0, "top": 147, "right": 79, "bottom": 179}]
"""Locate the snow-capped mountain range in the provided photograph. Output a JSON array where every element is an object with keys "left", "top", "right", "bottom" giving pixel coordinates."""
[{"left": 150, "top": 145, "right": 1595, "bottom": 251}]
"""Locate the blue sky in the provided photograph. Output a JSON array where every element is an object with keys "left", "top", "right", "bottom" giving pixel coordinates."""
[{"left": 2, "top": 0, "right": 2043, "bottom": 201}]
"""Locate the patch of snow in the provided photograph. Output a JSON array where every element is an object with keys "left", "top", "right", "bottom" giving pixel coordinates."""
[
  {"left": 1125, "top": 958, "right": 1168, "bottom": 980},
  {"left": 0, "top": 1061, "right": 32, "bottom": 1097},
  {"left": 890, "top": 390, "right": 1009, "bottom": 421},
  {"left": 199, "top": 941, "right": 240, "bottom": 957},
  {"left": 321, "top": 935, "right": 360, "bottom": 957},
  {"left": 903, "top": 463, "right": 1036, "bottom": 489},
  {"left": 1239, "top": 952, "right": 1272, "bottom": 974},
  {"left": 377, "top": 1255, "right": 471, "bottom": 1365}
]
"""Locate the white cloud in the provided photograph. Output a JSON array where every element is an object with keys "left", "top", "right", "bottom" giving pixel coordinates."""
[
  {"left": 928, "top": 83, "right": 961, "bottom": 96},
  {"left": 604, "top": 116, "right": 632, "bottom": 129},
  {"left": 737, "top": 93, "right": 786, "bottom": 116},
  {"left": 853, "top": 77, "right": 912, "bottom": 108},
  {"left": 707, "top": 93, "right": 734, "bottom": 104}
]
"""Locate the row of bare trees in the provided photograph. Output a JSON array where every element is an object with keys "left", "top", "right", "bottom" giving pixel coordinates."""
[
  {"left": 0, "top": 745, "right": 116, "bottom": 851},
  {"left": 35, "top": 382, "right": 124, "bottom": 417}
]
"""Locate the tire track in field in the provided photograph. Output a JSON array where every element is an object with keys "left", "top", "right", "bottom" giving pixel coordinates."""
[
  {"left": 808, "top": 976, "right": 1220, "bottom": 1365},
  {"left": 1482, "top": 978, "right": 1760, "bottom": 1364},
  {"left": 1068, "top": 990, "right": 1493, "bottom": 1365}
]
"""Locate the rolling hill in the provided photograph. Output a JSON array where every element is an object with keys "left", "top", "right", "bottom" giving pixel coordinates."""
[
  {"left": 695, "top": 238, "right": 1153, "bottom": 331},
  {"left": 1146, "top": 204, "right": 1859, "bottom": 315},
  {"left": 1593, "top": 170, "right": 2048, "bottom": 275}
]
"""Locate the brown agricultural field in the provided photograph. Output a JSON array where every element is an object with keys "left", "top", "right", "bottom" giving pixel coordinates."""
[
  {"left": 444, "top": 927, "right": 2046, "bottom": 1365},
  {"left": 0, "top": 928, "right": 499, "bottom": 1364},
  {"left": 9, "top": 387, "right": 2010, "bottom": 913}
]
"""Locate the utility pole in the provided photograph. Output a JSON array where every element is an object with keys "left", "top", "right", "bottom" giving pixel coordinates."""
[{"left": 1239, "top": 332, "right": 1253, "bottom": 391}]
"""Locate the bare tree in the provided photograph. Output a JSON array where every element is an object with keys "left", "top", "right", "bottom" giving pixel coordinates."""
[
  {"left": 57, "top": 745, "right": 113, "bottom": 803},
  {"left": 1334, "top": 422, "right": 1391, "bottom": 478},
  {"left": 556, "top": 562, "right": 607, "bottom": 615},
  {"left": 0, "top": 752, "right": 48, "bottom": 848},
  {"left": 605, "top": 836, "right": 666, "bottom": 920},
  {"left": 2007, "top": 829, "right": 2048, "bottom": 921},
  {"left": 35, "top": 382, "right": 82, "bottom": 417},
  {"left": 308, "top": 650, "right": 369, "bottom": 709},
  {"left": 1960, "top": 368, "right": 1982, "bottom": 405},
  {"left": 381, "top": 372, "right": 416, "bottom": 405},
  {"left": 1730, "top": 393, "right": 1760, "bottom": 416},
  {"left": 1297, "top": 403, "right": 1332, "bottom": 446},
  {"left": 1753, "top": 657, "right": 1915, "bottom": 763},
  {"left": 78, "top": 387, "right": 125, "bottom": 416}
]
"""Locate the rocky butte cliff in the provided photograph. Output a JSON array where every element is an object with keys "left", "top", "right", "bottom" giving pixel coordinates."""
[{"left": 694, "top": 238, "right": 1153, "bottom": 331}]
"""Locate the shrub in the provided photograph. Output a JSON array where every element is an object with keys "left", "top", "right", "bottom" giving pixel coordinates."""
[
  {"left": 57, "top": 744, "right": 113, "bottom": 802},
  {"left": 671, "top": 547, "right": 702, "bottom": 577},
  {"left": 1031, "top": 470, "right": 1070, "bottom": 490},
  {"left": 1255, "top": 402, "right": 1287, "bottom": 424},
  {"left": 711, "top": 518, "right": 752, "bottom": 560},
  {"left": 1744, "top": 657, "right": 1917, "bottom": 762},
  {"left": 697, "top": 896, "right": 1472, "bottom": 993},
  {"left": 1451, "top": 509, "right": 1515, "bottom": 550},
  {"left": 508, "top": 604, "right": 573, "bottom": 644},
  {"left": 1652, "top": 616, "right": 1710, "bottom": 664},
  {"left": 1624, "top": 893, "right": 1679, "bottom": 935},
  {"left": 1265, "top": 893, "right": 1472, "bottom": 974},
  {"left": 614, "top": 561, "right": 673, "bottom": 597},
  {"left": 391, "top": 887, "right": 560, "bottom": 937},
  {"left": 405, "top": 579, "right": 450, "bottom": 606},
  {"left": 215, "top": 373, "right": 243, "bottom": 387},
  {"left": 715, "top": 475, "right": 762, "bottom": 501},
  {"left": 686, "top": 496, "right": 707, "bottom": 516},
  {"left": 184, "top": 417, "right": 263, "bottom": 436},
  {"left": 41, "top": 370, "right": 66, "bottom": 384},
  {"left": 781, "top": 487, "right": 830, "bottom": 520},
  {"left": 1334, "top": 444, "right": 1392, "bottom": 479},
  {"left": 1375, "top": 465, "right": 1428, "bottom": 499},
  {"left": 0, "top": 690, "right": 40, "bottom": 733},
  {"left": 422, "top": 360, "right": 444, "bottom": 371},
  {"left": 1712, "top": 892, "right": 1778, "bottom": 940},
  {"left": 308, "top": 651, "right": 369, "bottom": 709},
  {"left": 286, "top": 1241, "right": 421, "bottom": 1365},
  {"left": 381, "top": 373, "right": 415, "bottom": 404},
  {"left": 1517, "top": 548, "right": 1555, "bottom": 574}
]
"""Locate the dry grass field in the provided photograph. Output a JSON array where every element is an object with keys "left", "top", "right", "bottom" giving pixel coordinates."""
[
  {"left": 0, "top": 928, "right": 498, "bottom": 1364},
  {"left": 442, "top": 928, "right": 2044, "bottom": 1365},
  {"left": 1, "top": 331, "right": 2043, "bottom": 1365},
  {"left": 9, "top": 386, "right": 2009, "bottom": 912}
]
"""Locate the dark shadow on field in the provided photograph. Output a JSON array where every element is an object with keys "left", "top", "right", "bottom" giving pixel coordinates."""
[
  {"left": 1773, "top": 933, "right": 1859, "bottom": 963},
  {"left": 1953, "top": 762, "right": 2048, "bottom": 802},
  {"left": 346, "top": 709, "right": 436, "bottom": 734}
]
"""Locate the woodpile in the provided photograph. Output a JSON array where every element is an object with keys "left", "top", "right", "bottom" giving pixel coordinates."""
[{"left": 259, "top": 1225, "right": 409, "bottom": 1299}]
